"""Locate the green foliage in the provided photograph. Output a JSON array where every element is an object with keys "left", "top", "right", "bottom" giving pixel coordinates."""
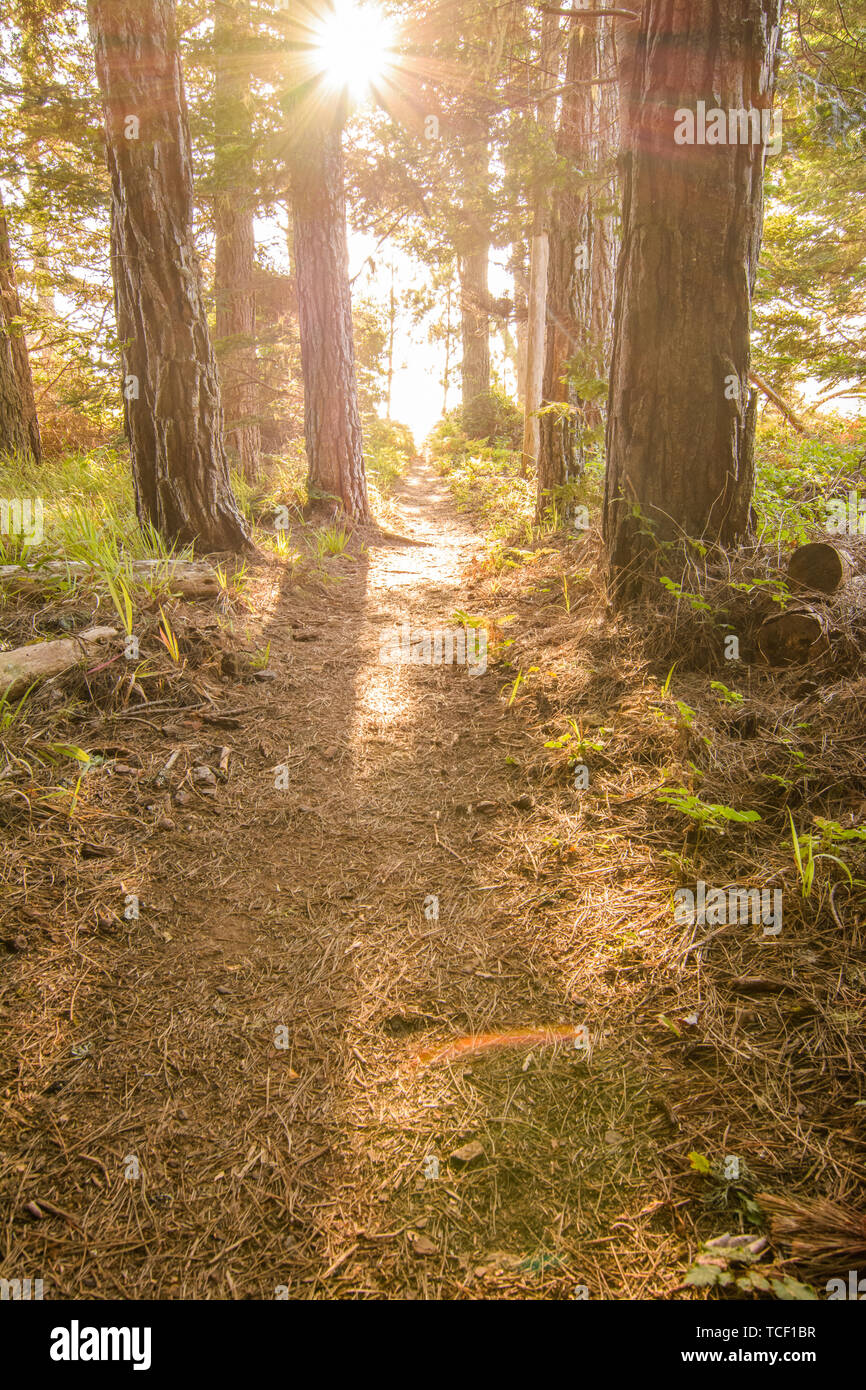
[
  {"left": 755, "top": 7, "right": 865, "bottom": 404},
  {"left": 447, "top": 387, "right": 523, "bottom": 450},
  {"left": 753, "top": 420, "right": 866, "bottom": 547},
  {"left": 428, "top": 420, "right": 534, "bottom": 537},
  {"left": 364, "top": 416, "right": 415, "bottom": 494}
]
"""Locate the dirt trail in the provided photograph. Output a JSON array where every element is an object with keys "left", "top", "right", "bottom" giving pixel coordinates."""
[{"left": 3, "top": 457, "right": 692, "bottom": 1301}]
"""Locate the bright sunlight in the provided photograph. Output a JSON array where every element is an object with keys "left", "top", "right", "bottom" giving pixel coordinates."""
[{"left": 314, "top": 0, "right": 396, "bottom": 99}]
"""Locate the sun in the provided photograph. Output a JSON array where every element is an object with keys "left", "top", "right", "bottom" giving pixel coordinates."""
[{"left": 315, "top": 1, "right": 396, "bottom": 100}]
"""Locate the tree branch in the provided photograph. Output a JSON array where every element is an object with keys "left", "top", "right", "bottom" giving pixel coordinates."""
[{"left": 534, "top": 4, "right": 640, "bottom": 20}]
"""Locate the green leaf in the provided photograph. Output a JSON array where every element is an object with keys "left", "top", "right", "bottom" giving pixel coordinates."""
[
  {"left": 770, "top": 1276, "right": 818, "bottom": 1301},
  {"left": 685, "top": 1264, "right": 722, "bottom": 1287}
]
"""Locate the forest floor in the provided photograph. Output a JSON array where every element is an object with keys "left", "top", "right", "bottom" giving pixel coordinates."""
[{"left": 2, "top": 455, "right": 865, "bottom": 1299}]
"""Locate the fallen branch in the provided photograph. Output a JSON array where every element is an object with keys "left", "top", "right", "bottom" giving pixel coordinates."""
[
  {"left": 749, "top": 371, "right": 811, "bottom": 435},
  {"left": 0, "top": 626, "right": 117, "bottom": 701},
  {"left": 0, "top": 559, "right": 220, "bottom": 600}
]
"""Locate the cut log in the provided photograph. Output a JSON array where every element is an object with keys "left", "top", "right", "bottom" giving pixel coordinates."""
[
  {"left": 757, "top": 607, "right": 827, "bottom": 667},
  {"left": 0, "top": 560, "right": 220, "bottom": 600},
  {"left": 787, "top": 543, "right": 853, "bottom": 595},
  {"left": 0, "top": 627, "right": 118, "bottom": 702}
]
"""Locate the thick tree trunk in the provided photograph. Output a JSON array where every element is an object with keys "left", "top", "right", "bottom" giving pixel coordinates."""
[
  {"left": 537, "top": 3, "right": 619, "bottom": 520},
  {"left": 213, "top": 2, "right": 261, "bottom": 482},
  {"left": 88, "top": 0, "right": 252, "bottom": 553},
  {"left": 604, "top": 1, "right": 783, "bottom": 596},
  {"left": 290, "top": 118, "right": 370, "bottom": 522},
  {"left": 0, "top": 190, "right": 41, "bottom": 462}
]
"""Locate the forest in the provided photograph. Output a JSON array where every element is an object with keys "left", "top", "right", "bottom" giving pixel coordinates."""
[{"left": 0, "top": 0, "right": 865, "bottom": 1326}]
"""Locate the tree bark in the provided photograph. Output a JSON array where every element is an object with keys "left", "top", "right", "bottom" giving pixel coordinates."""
[
  {"left": 88, "top": 0, "right": 252, "bottom": 553},
  {"left": 604, "top": 0, "right": 783, "bottom": 596},
  {"left": 290, "top": 116, "right": 370, "bottom": 521},
  {"left": 0, "top": 189, "right": 41, "bottom": 462},
  {"left": 213, "top": 1, "right": 261, "bottom": 481}
]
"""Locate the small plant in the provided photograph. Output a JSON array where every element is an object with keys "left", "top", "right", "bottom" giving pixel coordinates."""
[
  {"left": 659, "top": 575, "right": 712, "bottom": 614},
  {"left": 249, "top": 641, "right": 271, "bottom": 671},
  {"left": 657, "top": 787, "right": 762, "bottom": 830},
  {"left": 684, "top": 1235, "right": 816, "bottom": 1299},
  {"left": 788, "top": 811, "right": 853, "bottom": 898},
  {"left": 544, "top": 718, "right": 609, "bottom": 763},
  {"left": 103, "top": 568, "right": 135, "bottom": 637},
  {"left": 0, "top": 685, "right": 35, "bottom": 731},
  {"left": 506, "top": 666, "right": 539, "bottom": 707},
  {"left": 710, "top": 681, "right": 744, "bottom": 705},
  {"left": 158, "top": 608, "right": 181, "bottom": 664},
  {"left": 312, "top": 525, "right": 350, "bottom": 559}
]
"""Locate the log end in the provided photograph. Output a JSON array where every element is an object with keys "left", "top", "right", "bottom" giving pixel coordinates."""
[
  {"left": 788, "top": 542, "right": 851, "bottom": 595},
  {"left": 758, "top": 609, "right": 825, "bottom": 667}
]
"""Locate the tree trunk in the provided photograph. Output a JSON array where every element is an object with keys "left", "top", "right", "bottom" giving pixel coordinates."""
[
  {"left": 0, "top": 326, "right": 31, "bottom": 459},
  {"left": 522, "top": 229, "right": 550, "bottom": 476},
  {"left": 88, "top": 0, "right": 252, "bottom": 553},
  {"left": 538, "top": 2, "right": 619, "bottom": 520},
  {"left": 537, "top": 6, "right": 594, "bottom": 515},
  {"left": 290, "top": 117, "right": 370, "bottom": 522},
  {"left": 213, "top": 1, "right": 261, "bottom": 481},
  {"left": 214, "top": 201, "right": 261, "bottom": 480},
  {"left": 604, "top": 0, "right": 783, "bottom": 596},
  {"left": 522, "top": 9, "right": 560, "bottom": 481},
  {"left": 0, "top": 190, "right": 41, "bottom": 462},
  {"left": 459, "top": 246, "right": 490, "bottom": 410}
]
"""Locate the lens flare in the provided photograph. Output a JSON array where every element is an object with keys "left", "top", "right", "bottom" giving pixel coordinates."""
[{"left": 315, "top": 1, "right": 395, "bottom": 99}]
